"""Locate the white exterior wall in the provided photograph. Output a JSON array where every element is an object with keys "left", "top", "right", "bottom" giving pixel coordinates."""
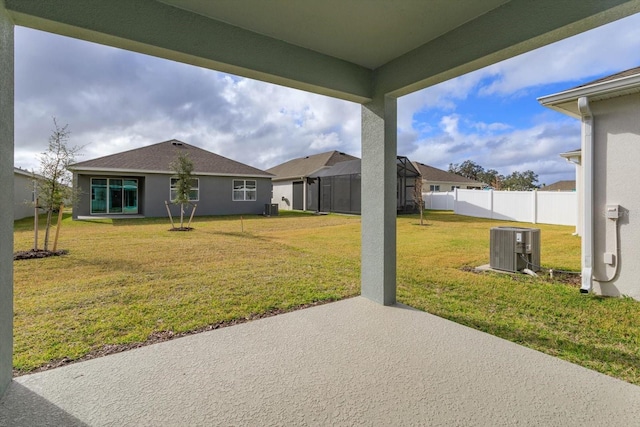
[
  {"left": 272, "top": 180, "right": 294, "bottom": 211},
  {"left": 424, "top": 180, "right": 480, "bottom": 192},
  {"left": 591, "top": 94, "right": 640, "bottom": 299},
  {"left": 13, "top": 172, "right": 35, "bottom": 220}
]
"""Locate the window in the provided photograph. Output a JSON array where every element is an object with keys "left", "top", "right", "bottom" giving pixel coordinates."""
[
  {"left": 429, "top": 185, "right": 440, "bottom": 192},
  {"left": 91, "top": 178, "right": 138, "bottom": 214},
  {"left": 451, "top": 186, "right": 460, "bottom": 191},
  {"left": 170, "top": 178, "right": 199, "bottom": 202},
  {"left": 233, "top": 179, "right": 257, "bottom": 201}
]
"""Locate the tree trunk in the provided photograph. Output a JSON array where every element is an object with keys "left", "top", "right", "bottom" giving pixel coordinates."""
[
  {"left": 43, "top": 209, "right": 53, "bottom": 251},
  {"left": 180, "top": 203, "right": 185, "bottom": 228}
]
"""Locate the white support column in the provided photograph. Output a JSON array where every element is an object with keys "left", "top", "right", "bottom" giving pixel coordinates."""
[
  {"left": 0, "top": 2, "right": 14, "bottom": 396},
  {"left": 361, "top": 95, "right": 397, "bottom": 305}
]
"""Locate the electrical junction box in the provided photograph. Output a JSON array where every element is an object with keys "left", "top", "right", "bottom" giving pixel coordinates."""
[
  {"left": 606, "top": 204, "right": 620, "bottom": 219},
  {"left": 490, "top": 227, "right": 541, "bottom": 273}
]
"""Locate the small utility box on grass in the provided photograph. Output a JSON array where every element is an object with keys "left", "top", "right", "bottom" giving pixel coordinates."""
[
  {"left": 264, "top": 203, "right": 279, "bottom": 216},
  {"left": 490, "top": 227, "right": 540, "bottom": 273}
]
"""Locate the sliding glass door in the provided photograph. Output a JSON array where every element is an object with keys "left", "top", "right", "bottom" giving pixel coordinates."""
[{"left": 91, "top": 178, "right": 138, "bottom": 214}]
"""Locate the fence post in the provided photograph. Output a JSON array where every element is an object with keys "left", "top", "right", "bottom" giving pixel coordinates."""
[
  {"left": 532, "top": 190, "right": 537, "bottom": 224},
  {"left": 453, "top": 188, "right": 458, "bottom": 212},
  {"left": 489, "top": 189, "right": 494, "bottom": 219}
]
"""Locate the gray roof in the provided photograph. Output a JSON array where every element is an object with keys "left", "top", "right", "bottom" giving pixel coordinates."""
[
  {"left": 572, "top": 66, "right": 640, "bottom": 89},
  {"left": 309, "top": 159, "right": 361, "bottom": 178},
  {"left": 414, "top": 162, "right": 483, "bottom": 185},
  {"left": 539, "top": 66, "right": 640, "bottom": 118},
  {"left": 69, "top": 139, "right": 272, "bottom": 177},
  {"left": 266, "top": 151, "right": 358, "bottom": 181},
  {"left": 539, "top": 180, "right": 576, "bottom": 192}
]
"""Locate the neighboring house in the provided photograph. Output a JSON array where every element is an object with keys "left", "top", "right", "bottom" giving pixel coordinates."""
[
  {"left": 539, "top": 180, "right": 576, "bottom": 191},
  {"left": 413, "top": 162, "right": 484, "bottom": 192},
  {"left": 539, "top": 66, "right": 640, "bottom": 300},
  {"left": 68, "top": 139, "right": 273, "bottom": 219},
  {"left": 307, "top": 156, "right": 421, "bottom": 214},
  {"left": 13, "top": 167, "right": 37, "bottom": 220},
  {"left": 267, "top": 150, "right": 358, "bottom": 211}
]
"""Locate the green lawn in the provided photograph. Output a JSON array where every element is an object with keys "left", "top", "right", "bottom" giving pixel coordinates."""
[{"left": 12, "top": 210, "right": 640, "bottom": 385}]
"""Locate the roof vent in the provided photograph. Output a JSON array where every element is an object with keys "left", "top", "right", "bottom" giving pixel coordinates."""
[{"left": 172, "top": 141, "right": 183, "bottom": 146}]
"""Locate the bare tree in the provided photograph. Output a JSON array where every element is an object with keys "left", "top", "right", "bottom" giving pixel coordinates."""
[{"left": 37, "top": 118, "right": 81, "bottom": 251}]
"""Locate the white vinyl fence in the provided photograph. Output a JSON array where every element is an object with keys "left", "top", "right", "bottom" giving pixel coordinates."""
[{"left": 423, "top": 189, "right": 577, "bottom": 226}]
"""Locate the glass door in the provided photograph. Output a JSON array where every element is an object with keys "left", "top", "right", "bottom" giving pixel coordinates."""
[{"left": 91, "top": 178, "right": 138, "bottom": 214}]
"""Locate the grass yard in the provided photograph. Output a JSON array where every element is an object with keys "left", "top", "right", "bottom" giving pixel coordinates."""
[{"left": 12, "top": 210, "right": 640, "bottom": 385}]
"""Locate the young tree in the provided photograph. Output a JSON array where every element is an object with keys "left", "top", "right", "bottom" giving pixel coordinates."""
[
  {"left": 37, "top": 118, "right": 81, "bottom": 251},
  {"left": 170, "top": 152, "right": 195, "bottom": 229}
]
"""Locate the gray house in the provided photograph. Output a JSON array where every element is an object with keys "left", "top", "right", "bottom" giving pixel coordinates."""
[
  {"left": 267, "top": 150, "right": 358, "bottom": 211},
  {"left": 13, "top": 167, "right": 36, "bottom": 220},
  {"left": 307, "top": 156, "right": 421, "bottom": 214},
  {"left": 68, "top": 140, "right": 273, "bottom": 219},
  {"left": 414, "top": 162, "right": 484, "bottom": 192}
]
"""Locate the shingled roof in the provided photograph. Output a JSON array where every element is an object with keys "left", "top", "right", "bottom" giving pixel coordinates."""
[
  {"left": 266, "top": 150, "right": 358, "bottom": 181},
  {"left": 69, "top": 140, "right": 272, "bottom": 177},
  {"left": 539, "top": 180, "right": 576, "bottom": 191},
  {"left": 414, "top": 162, "right": 484, "bottom": 185},
  {"left": 572, "top": 66, "right": 640, "bottom": 89}
]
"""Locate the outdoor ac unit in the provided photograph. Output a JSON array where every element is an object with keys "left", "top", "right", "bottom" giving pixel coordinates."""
[{"left": 490, "top": 227, "right": 540, "bottom": 273}]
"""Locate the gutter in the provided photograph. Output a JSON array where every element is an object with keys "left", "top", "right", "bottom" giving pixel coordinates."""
[{"left": 578, "top": 96, "right": 593, "bottom": 293}]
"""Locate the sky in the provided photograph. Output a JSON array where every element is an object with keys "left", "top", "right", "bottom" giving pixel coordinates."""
[{"left": 13, "top": 12, "right": 640, "bottom": 187}]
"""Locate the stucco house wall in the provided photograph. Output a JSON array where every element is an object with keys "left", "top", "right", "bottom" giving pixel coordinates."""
[
  {"left": 272, "top": 180, "right": 294, "bottom": 211},
  {"left": 13, "top": 169, "right": 35, "bottom": 220},
  {"left": 590, "top": 93, "right": 640, "bottom": 299},
  {"left": 74, "top": 173, "right": 272, "bottom": 218}
]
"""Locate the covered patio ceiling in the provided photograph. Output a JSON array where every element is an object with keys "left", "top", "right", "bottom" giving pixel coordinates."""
[{"left": 5, "top": 0, "right": 640, "bottom": 101}]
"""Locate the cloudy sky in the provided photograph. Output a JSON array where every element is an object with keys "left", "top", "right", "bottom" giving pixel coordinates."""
[{"left": 14, "top": 12, "right": 640, "bottom": 186}]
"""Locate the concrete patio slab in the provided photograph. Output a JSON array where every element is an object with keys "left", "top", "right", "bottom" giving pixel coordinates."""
[{"left": 1, "top": 296, "right": 639, "bottom": 426}]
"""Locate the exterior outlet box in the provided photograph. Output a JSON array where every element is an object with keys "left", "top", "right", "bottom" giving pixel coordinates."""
[
  {"left": 604, "top": 252, "right": 615, "bottom": 265},
  {"left": 490, "top": 227, "right": 541, "bottom": 273},
  {"left": 606, "top": 205, "right": 619, "bottom": 219}
]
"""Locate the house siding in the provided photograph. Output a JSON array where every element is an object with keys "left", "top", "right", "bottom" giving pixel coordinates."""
[
  {"left": 272, "top": 180, "right": 295, "bottom": 211},
  {"left": 74, "top": 173, "right": 272, "bottom": 218},
  {"left": 14, "top": 172, "right": 34, "bottom": 220},
  {"left": 590, "top": 93, "right": 640, "bottom": 300}
]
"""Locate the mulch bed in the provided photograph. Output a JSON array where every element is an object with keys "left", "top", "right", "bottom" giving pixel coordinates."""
[
  {"left": 168, "top": 227, "right": 194, "bottom": 231},
  {"left": 13, "top": 249, "right": 68, "bottom": 261}
]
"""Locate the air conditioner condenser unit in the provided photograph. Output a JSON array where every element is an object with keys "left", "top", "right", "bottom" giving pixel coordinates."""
[{"left": 490, "top": 227, "right": 540, "bottom": 273}]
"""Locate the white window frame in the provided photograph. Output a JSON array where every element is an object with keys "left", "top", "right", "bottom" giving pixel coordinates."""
[
  {"left": 233, "top": 179, "right": 257, "bottom": 201},
  {"left": 429, "top": 184, "right": 440, "bottom": 192},
  {"left": 170, "top": 177, "right": 199, "bottom": 202}
]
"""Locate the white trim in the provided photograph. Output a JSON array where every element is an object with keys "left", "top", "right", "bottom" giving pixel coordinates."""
[{"left": 232, "top": 179, "right": 258, "bottom": 202}]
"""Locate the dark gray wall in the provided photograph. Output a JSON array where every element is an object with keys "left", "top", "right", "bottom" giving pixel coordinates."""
[{"left": 74, "top": 173, "right": 272, "bottom": 218}]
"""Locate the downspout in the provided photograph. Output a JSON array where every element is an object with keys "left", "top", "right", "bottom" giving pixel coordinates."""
[{"left": 578, "top": 96, "right": 593, "bottom": 293}]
